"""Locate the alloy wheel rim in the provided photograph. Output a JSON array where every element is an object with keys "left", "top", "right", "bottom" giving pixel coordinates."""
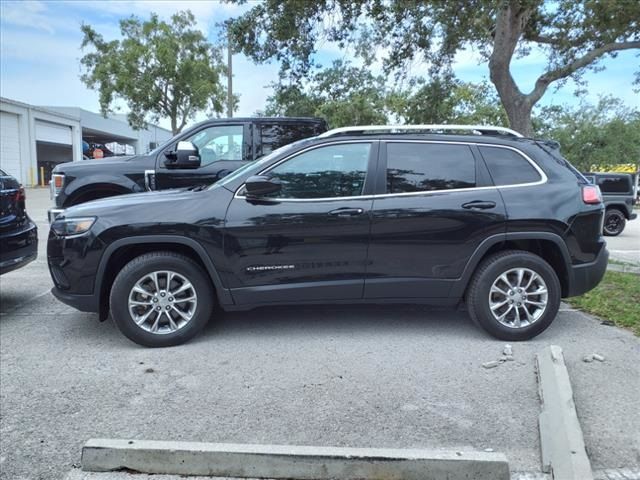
[
  {"left": 488, "top": 267, "right": 548, "bottom": 329},
  {"left": 128, "top": 270, "right": 197, "bottom": 335}
]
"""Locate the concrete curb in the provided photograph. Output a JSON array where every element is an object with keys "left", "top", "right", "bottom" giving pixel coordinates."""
[
  {"left": 536, "top": 345, "right": 593, "bottom": 480},
  {"left": 81, "top": 438, "right": 510, "bottom": 480},
  {"left": 606, "top": 263, "right": 640, "bottom": 275}
]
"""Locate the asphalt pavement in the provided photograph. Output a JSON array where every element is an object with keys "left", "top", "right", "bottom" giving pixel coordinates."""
[{"left": 0, "top": 188, "right": 638, "bottom": 480}]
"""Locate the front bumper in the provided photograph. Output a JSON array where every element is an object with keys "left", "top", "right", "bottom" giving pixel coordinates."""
[
  {"left": 566, "top": 246, "right": 609, "bottom": 298},
  {"left": 629, "top": 212, "right": 637, "bottom": 221}
]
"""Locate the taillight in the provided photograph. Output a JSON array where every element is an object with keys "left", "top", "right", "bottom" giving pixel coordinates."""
[
  {"left": 582, "top": 185, "right": 602, "bottom": 204},
  {"left": 17, "top": 186, "right": 26, "bottom": 202}
]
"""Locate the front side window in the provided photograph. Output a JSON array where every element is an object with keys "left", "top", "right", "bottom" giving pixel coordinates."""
[
  {"left": 186, "top": 125, "right": 244, "bottom": 166},
  {"left": 386, "top": 143, "right": 476, "bottom": 193},
  {"left": 264, "top": 143, "right": 371, "bottom": 199},
  {"left": 479, "top": 146, "right": 541, "bottom": 186}
]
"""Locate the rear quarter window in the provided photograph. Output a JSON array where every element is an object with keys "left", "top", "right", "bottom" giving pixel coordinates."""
[{"left": 479, "top": 146, "right": 541, "bottom": 186}]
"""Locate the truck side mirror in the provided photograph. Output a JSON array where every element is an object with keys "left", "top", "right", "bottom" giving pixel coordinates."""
[
  {"left": 245, "top": 175, "right": 282, "bottom": 198},
  {"left": 165, "top": 141, "right": 201, "bottom": 169}
]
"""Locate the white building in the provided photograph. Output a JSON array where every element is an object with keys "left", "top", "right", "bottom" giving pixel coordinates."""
[{"left": 0, "top": 97, "right": 172, "bottom": 186}]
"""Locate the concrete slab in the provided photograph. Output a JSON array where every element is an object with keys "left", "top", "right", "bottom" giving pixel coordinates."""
[
  {"left": 80, "top": 438, "right": 510, "bottom": 480},
  {"left": 536, "top": 346, "right": 593, "bottom": 480}
]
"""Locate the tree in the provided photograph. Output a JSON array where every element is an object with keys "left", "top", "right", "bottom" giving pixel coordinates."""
[
  {"left": 265, "top": 60, "right": 390, "bottom": 127},
  {"left": 535, "top": 96, "right": 640, "bottom": 171},
  {"left": 81, "top": 11, "right": 228, "bottom": 134},
  {"left": 388, "top": 77, "right": 508, "bottom": 125},
  {"left": 227, "top": 0, "right": 640, "bottom": 136}
]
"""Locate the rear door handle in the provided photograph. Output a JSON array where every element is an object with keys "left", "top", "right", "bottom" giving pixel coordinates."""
[
  {"left": 328, "top": 207, "right": 365, "bottom": 217},
  {"left": 462, "top": 201, "right": 496, "bottom": 210}
]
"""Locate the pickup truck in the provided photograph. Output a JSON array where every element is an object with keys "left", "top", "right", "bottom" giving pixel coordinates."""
[
  {"left": 49, "top": 117, "right": 327, "bottom": 221},
  {"left": 583, "top": 172, "right": 637, "bottom": 236}
]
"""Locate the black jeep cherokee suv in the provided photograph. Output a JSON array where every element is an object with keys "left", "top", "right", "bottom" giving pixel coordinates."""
[
  {"left": 49, "top": 116, "right": 327, "bottom": 220},
  {"left": 47, "top": 125, "right": 608, "bottom": 347}
]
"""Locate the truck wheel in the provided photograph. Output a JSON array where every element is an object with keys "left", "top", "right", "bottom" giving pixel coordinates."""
[
  {"left": 110, "top": 251, "right": 214, "bottom": 347},
  {"left": 603, "top": 208, "right": 626, "bottom": 236},
  {"left": 465, "top": 250, "right": 561, "bottom": 341}
]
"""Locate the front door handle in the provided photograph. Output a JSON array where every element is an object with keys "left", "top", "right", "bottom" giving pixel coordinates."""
[
  {"left": 462, "top": 200, "right": 496, "bottom": 210},
  {"left": 328, "top": 207, "right": 365, "bottom": 217}
]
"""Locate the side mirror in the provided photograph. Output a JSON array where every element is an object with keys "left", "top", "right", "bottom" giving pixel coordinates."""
[
  {"left": 245, "top": 175, "right": 281, "bottom": 198},
  {"left": 165, "top": 141, "right": 201, "bottom": 169}
]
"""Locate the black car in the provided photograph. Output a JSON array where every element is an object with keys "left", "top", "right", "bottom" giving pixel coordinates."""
[
  {"left": 48, "top": 117, "right": 328, "bottom": 220},
  {"left": 583, "top": 172, "right": 637, "bottom": 236},
  {"left": 1, "top": 169, "right": 37, "bottom": 275},
  {"left": 47, "top": 125, "right": 608, "bottom": 347}
]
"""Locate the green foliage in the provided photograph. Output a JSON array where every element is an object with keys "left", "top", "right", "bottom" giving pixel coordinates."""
[
  {"left": 265, "top": 60, "right": 389, "bottom": 127},
  {"left": 388, "top": 77, "right": 508, "bottom": 126},
  {"left": 265, "top": 60, "right": 507, "bottom": 128},
  {"left": 228, "top": 0, "right": 640, "bottom": 135},
  {"left": 535, "top": 97, "right": 640, "bottom": 171},
  {"left": 80, "top": 11, "right": 228, "bottom": 134}
]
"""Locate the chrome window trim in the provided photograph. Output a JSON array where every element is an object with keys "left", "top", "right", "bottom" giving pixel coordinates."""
[{"left": 234, "top": 139, "right": 547, "bottom": 202}]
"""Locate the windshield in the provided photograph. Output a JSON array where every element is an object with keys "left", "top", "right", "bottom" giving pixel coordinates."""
[{"left": 211, "top": 137, "right": 316, "bottom": 190}]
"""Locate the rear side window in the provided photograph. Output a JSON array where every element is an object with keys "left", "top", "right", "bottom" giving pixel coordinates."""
[
  {"left": 597, "top": 176, "right": 631, "bottom": 194},
  {"left": 479, "top": 146, "right": 541, "bottom": 186},
  {"left": 386, "top": 143, "right": 476, "bottom": 193},
  {"left": 258, "top": 123, "right": 324, "bottom": 158}
]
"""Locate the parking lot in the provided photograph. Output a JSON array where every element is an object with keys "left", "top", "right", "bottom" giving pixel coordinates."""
[{"left": 1, "top": 188, "right": 639, "bottom": 479}]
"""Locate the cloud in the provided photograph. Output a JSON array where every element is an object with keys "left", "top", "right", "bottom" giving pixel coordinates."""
[
  {"left": 0, "top": 0, "right": 55, "bottom": 33},
  {"left": 62, "top": 0, "right": 250, "bottom": 36}
]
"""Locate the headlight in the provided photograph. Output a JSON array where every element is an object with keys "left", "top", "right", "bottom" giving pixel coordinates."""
[{"left": 51, "top": 217, "right": 96, "bottom": 237}]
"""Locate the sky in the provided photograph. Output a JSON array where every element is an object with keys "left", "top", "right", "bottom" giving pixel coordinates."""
[{"left": 1, "top": 0, "right": 638, "bottom": 132}]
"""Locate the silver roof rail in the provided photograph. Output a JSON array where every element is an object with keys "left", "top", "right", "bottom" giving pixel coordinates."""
[{"left": 318, "top": 124, "right": 524, "bottom": 138}]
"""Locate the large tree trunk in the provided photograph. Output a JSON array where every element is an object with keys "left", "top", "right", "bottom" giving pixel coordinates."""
[
  {"left": 502, "top": 96, "right": 534, "bottom": 137},
  {"left": 489, "top": 2, "right": 535, "bottom": 137}
]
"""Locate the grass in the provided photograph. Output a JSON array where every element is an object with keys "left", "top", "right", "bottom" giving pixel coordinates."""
[{"left": 569, "top": 270, "right": 640, "bottom": 335}]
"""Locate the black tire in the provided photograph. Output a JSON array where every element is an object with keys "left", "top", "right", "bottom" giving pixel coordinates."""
[
  {"left": 603, "top": 208, "right": 626, "bottom": 236},
  {"left": 465, "top": 250, "right": 561, "bottom": 341},
  {"left": 109, "top": 251, "right": 214, "bottom": 347}
]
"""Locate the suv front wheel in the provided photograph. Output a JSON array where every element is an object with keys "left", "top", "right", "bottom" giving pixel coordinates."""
[
  {"left": 465, "top": 250, "right": 561, "bottom": 341},
  {"left": 110, "top": 251, "right": 214, "bottom": 347}
]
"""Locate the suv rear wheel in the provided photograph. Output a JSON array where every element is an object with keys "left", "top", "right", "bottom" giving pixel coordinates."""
[
  {"left": 109, "top": 251, "right": 214, "bottom": 347},
  {"left": 465, "top": 250, "right": 561, "bottom": 341},
  {"left": 603, "top": 208, "right": 626, "bottom": 236}
]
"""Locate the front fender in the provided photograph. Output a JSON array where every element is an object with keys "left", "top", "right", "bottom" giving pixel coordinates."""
[
  {"left": 63, "top": 177, "right": 142, "bottom": 207},
  {"left": 94, "top": 235, "right": 233, "bottom": 310}
]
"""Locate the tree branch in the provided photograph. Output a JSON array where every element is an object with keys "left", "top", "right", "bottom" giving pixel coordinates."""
[{"left": 528, "top": 40, "right": 640, "bottom": 104}]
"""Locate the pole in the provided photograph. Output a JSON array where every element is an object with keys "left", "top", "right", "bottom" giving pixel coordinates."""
[{"left": 227, "top": 38, "right": 233, "bottom": 118}]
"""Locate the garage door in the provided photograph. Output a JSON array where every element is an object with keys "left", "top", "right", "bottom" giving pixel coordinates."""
[
  {"left": 0, "top": 111, "right": 22, "bottom": 181},
  {"left": 35, "top": 120, "right": 72, "bottom": 145}
]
